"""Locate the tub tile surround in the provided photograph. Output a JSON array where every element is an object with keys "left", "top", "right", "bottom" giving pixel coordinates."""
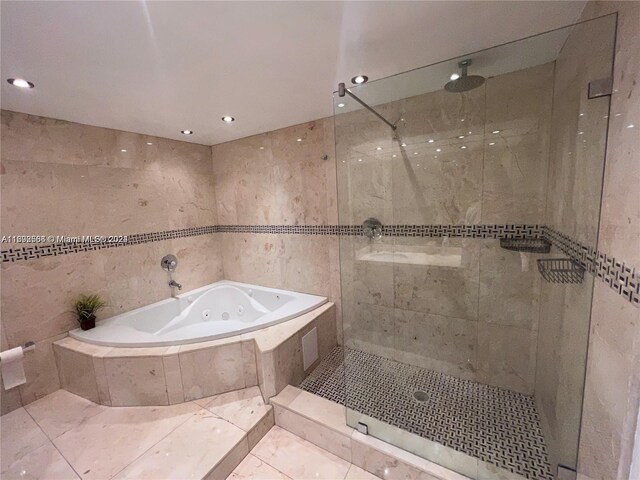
[{"left": 52, "top": 303, "right": 336, "bottom": 407}]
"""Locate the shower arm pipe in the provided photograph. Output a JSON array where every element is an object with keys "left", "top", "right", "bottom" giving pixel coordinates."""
[{"left": 338, "top": 83, "right": 397, "bottom": 131}]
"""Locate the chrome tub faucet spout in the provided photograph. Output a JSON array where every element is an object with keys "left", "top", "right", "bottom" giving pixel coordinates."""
[{"left": 169, "top": 279, "right": 182, "bottom": 290}]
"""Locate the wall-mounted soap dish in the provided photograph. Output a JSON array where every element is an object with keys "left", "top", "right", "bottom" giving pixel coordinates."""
[
  {"left": 500, "top": 238, "right": 551, "bottom": 253},
  {"left": 537, "top": 258, "right": 585, "bottom": 284}
]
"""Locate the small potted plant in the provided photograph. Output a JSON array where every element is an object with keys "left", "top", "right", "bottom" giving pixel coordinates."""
[{"left": 73, "top": 294, "right": 106, "bottom": 331}]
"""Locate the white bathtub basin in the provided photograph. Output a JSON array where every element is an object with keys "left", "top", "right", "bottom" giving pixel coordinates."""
[{"left": 70, "top": 280, "right": 327, "bottom": 347}]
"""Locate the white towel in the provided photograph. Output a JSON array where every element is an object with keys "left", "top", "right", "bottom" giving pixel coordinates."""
[{"left": 1, "top": 347, "right": 26, "bottom": 389}]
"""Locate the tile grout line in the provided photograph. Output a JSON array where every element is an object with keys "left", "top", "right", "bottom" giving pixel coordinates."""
[
  {"left": 22, "top": 406, "right": 85, "bottom": 480},
  {"left": 251, "top": 427, "right": 345, "bottom": 480},
  {"left": 106, "top": 407, "right": 199, "bottom": 480},
  {"left": 245, "top": 452, "right": 295, "bottom": 480}
]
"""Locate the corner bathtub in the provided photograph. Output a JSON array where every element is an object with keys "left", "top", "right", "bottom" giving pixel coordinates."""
[{"left": 70, "top": 280, "right": 327, "bottom": 347}]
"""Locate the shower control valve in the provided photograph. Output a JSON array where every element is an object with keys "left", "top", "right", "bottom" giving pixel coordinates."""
[
  {"left": 363, "top": 218, "right": 383, "bottom": 239},
  {"left": 161, "top": 254, "right": 178, "bottom": 272}
]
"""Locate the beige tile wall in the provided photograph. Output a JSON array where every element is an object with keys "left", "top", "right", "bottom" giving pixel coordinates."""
[
  {"left": 2, "top": 10, "right": 637, "bottom": 479},
  {"left": 335, "top": 63, "right": 554, "bottom": 395},
  {"left": 0, "top": 111, "right": 223, "bottom": 413},
  {"left": 211, "top": 118, "right": 343, "bottom": 342},
  {"left": 574, "top": 3, "right": 640, "bottom": 480},
  {"left": 534, "top": 13, "right": 618, "bottom": 474}
]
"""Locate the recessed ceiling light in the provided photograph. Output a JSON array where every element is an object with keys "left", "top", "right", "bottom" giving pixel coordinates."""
[
  {"left": 450, "top": 73, "right": 460, "bottom": 81},
  {"left": 413, "top": 152, "right": 418, "bottom": 155},
  {"left": 259, "top": 146, "right": 265, "bottom": 150},
  {"left": 489, "top": 142, "right": 496, "bottom": 146},
  {"left": 460, "top": 145, "right": 467, "bottom": 149},
  {"left": 7, "top": 78, "right": 34, "bottom": 88},
  {"left": 358, "top": 158, "right": 363, "bottom": 162},
  {"left": 221, "top": 116, "right": 235, "bottom": 123},
  {"left": 376, "top": 146, "right": 382, "bottom": 151},
  {"left": 146, "top": 142, "right": 153, "bottom": 145},
  {"left": 181, "top": 130, "right": 193, "bottom": 135},
  {"left": 434, "top": 155, "right": 438, "bottom": 159},
  {"left": 392, "top": 154, "right": 397, "bottom": 158},
  {"left": 627, "top": 124, "right": 635, "bottom": 129},
  {"left": 351, "top": 75, "right": 368, "bottom": 85},
  {"left": 436, "top": 148, "right": 442, "bottom": 152},
  {"left": 121, "top": 149, "right": 127, "bottom": 152},
  {"left": 337, "top": 103, "right": 345, "bottom": 108},
  {"left": 428, "top": 139, "right": 434, "bottom": 143},
  {"left": 492, "top": 130, "right": 501, "bottom": 134},
  {"left": 458, "top": 135, "right": 465, "bottom": 139},
  {"left": 401, "top": 143, "right": 407, "bottom": 147},
  {"left": 578, "top": 131, "right": 584, "bottom": 135},
  {"left": 579, "top": 113, "right": 584, "bottom": 117},
  {"left": 297, "top": 138, "right": 302, "bottom": 142}
]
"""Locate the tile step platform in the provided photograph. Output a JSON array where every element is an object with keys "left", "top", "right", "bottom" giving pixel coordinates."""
[
  {"left": 1, "top": 387, "right": 274, "bottom": 480},
  {"left": 271, "top": 385, "right": 470, "bottom": 480}
]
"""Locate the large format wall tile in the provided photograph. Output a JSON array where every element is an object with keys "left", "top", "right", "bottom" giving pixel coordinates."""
[
  {"left": 180, "top": 342, "right": 246, "bottom": 401},
  {"left": 342, "top": 301, "right": 395, "bottom": 360},
  {"left": 478, "top": 323, "right": 537, "bottom": 394},
  {"left": 1, "top": 252, "right": 109, "bottom": 346},
  {"left": 574, "top": 4, "right": 640, "bottom": 480},
  {"left": 478, "top": 240, "right": 541, "bottom": 330},
  {"left": 482, "top": 62, "right": 553, "bottom": 225},
  {"left": 393, "top": 238, "right": 480, "bottom": 322},
  {"left": 391, "top": 141, "right": 483, "bottom": 225},
  {"left": 212, "top": 119, "right": 335, "bottom": 226},
  {"left": 393, "top": 309, "right": 478, "bottom": 380},
  {"left": 0, "top": 110, "right": 224, "bottom": 414},
  {"left": 104, "top": 354, "right": 169, "bottom": 406}
]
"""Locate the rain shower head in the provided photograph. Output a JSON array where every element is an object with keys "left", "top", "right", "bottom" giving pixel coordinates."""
[{"left": 444, "top": 59, "right": 485, "bottom": 93}]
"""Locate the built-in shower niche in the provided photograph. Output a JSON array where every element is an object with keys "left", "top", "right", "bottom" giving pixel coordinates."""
[
  {"left": 356, "top": 241, "right": 462, "bottom": 267},
  {"left": 334, "top": 13, "right": 616, "bottom": 480}
]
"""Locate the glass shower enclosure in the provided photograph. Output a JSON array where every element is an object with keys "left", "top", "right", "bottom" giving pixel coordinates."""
[{"left": 331, "top": 14, "right": 616, "bottom": 480}]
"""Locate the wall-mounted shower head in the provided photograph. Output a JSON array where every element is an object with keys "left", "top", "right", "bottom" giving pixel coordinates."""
[{"left": 444, "top": 60, "right": 485, "bottom": 93}]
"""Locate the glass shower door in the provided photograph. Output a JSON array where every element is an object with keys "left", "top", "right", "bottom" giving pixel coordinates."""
[{"left": 330, "top": 13, "right": 616, "bottom": 480}]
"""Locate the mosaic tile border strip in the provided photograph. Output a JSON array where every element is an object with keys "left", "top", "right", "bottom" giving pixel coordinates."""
[
  {"left": 2, "top": 223, "right": 637, "bottom": 307},
  {"left": 0, "top": 223, "right": 541, "bottom": 263},
  {"left": 0, "top": 225, "right": 218, "bottom": 263},
  {"left": 542, "top": 226, "right": 639, "bottom": 306},
  {"left": 216, "top": 223, "right": 545, "bottom": 238},
  {"left": 300, "top": 346, "right": 554, "bottom": 480}
]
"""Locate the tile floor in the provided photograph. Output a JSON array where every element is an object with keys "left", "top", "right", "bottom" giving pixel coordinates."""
[
  {"left": 1, "top": 387, "right": 381, "bottom": 480},
  {"left": 230, "top": 426, "right": 380, "bottom": 480},
  {"left": 299, "top": 347, "right": 554, "bottom": 480},
  {"left": 0, "top": 387, "right": 269, "bottom": 480}
]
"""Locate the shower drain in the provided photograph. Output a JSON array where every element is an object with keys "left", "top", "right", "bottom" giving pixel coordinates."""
[{"left": 413, "top": 390, "right": 430, "bottom": 402}]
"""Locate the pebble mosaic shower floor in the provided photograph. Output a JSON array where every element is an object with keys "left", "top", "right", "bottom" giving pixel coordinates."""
[{"left": 299, "top": 346, "right": 554, "bottom": 480}]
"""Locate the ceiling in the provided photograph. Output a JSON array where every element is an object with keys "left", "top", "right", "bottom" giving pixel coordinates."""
[{"left": 1, "top": 1, "right": 586, "bottom": 146}]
